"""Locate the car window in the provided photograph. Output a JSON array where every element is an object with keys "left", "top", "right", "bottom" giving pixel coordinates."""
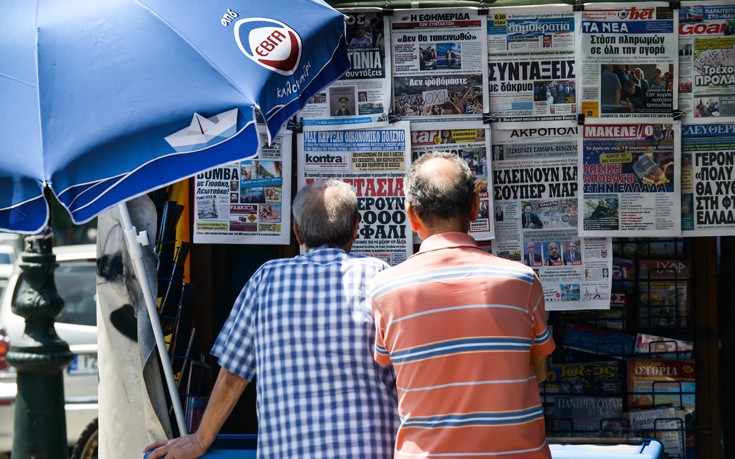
[
  {"left": 54, "top": 261, "right": 97, "bottom": 327},
  {"left": 0, "top": 253, "right": 11, "bottom": 264}
]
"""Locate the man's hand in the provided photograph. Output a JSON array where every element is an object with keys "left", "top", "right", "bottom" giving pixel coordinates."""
[
  {"left": 144, "top": 433, "right": 209, "bottom": 459},
  {"left": 143, "top": 368, "right": 250, "bottom": 459}
]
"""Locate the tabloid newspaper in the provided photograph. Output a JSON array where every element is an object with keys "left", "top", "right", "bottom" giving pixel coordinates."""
[
  {"left": 300, "top": 11, "right": 392, "bottom": 130},
  {"left": 486, "top": 5, "right": 578, "bottom": 127},
  {"left": 193, "top": 130, "right": 292, "bottom": 244},
  {"left": 490, "top": 125, "right": 613, "bottom": 311},
  {"left": 578, "top": 2, "right": 677, "bottom": 120},
  {"left": 579, "top": 122, "right": 682, "bottom": 236},
  {"left": 682, "top": 123, "right": 735, "bottom": 235},
  {"left": 678, "top": 1, "right": 735, "bottom": 122},
  {"left": 410, "top": 125, "right": 493, "bottom": 240},
  {"left": 391, "top": 7, "right": 488, "bottom": 126},
  {"left": 297, "top": 122, "right": 412, "bottom": 265}
]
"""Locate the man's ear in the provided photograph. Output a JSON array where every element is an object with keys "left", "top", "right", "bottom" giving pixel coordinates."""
[
  {"left": 292, "top": 222, "right": 305, "bottom": 246},
  {"left": 351, "top": 215, "right": 360, "bottom": 241},
  {"left": 405, "top": 202, "right": 422, "bottom": 233},
  {"left": 469, "top": 192, "right": 480, "bottom": 222}
]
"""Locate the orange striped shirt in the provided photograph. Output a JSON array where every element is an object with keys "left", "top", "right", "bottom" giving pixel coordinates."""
[{"left": 370, "top": 232, "right": 555, "bottom": 459}]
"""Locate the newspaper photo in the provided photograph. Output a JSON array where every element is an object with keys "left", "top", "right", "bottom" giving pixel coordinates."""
[
  {"left": 491, "top": 125, "right": 613, "bottom": 310},
  {"left": 193, "top": 131, "right": 291, "bottom": 244},
  {"left": 679, "top": 1, "right": 735, "bottom": 122},
  {"left": 391, "top": 7, "right": 488, "bottom": 125},
  {"left": 297, "top": 122, "right": 412, "bottom": 265},
  {"left": 578, "top": 2, "right": 677, "bottom": 120},
  {"left": 486, "top": 5, "right": 578, "bottom": 126},
  {"left": 579, "top": 122, "right": 681, "bottom": 237},
  {"left": 682, "top": 123, "right": 735, "bottom": 236},
  {"left": 411, "top": 124, "right": 493, "bottom": 240},
  {"left": 300, "top": 11, "right": 392, "bottom": 130}
]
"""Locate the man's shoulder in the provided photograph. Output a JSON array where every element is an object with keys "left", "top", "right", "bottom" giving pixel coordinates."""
[{"left": 345, "top": 252, "right": 391, "bottom": 270}]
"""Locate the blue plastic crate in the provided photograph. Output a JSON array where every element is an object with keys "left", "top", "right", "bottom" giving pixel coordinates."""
[{"left": 550, "top": 438, "right": 663, "bottom": 459}]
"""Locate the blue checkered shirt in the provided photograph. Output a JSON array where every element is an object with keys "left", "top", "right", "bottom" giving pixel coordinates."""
[{"left": 212, "top": 248, "right": 399, "bottom": 459}]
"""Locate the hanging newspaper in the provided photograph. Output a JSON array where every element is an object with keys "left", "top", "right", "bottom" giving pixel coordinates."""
[
  {"left": 579, "top": 122, "right": 681, "bottom": 237},
  {"left": 679, "top": 2, "right": 735, "bottom": 122},
  {"left": 486, "top": 5, "right": 578, "bottom": 127},
  {"left": 491, "top": 125, "right": 612, "bottom": 311},
  {"left": 682, "top": 123, "right": 735, "bottom": 235},
  {"left": 410, "top": 124, "right": 493, "bottom": 241},
  {"left": 193, "top": 130, "right": 292, "bottom": 244},
  {"left": 579, "top": 3, "right": 677, "bottom": 120},
  {"left": 391, "top": 7, "right": 488, "bottom": 125},
  {"left": 300, "top": 11, "right": 392, "bottom": 130},
  {"left": 297, "top": 122, "right": 412, "bottom": 265}
]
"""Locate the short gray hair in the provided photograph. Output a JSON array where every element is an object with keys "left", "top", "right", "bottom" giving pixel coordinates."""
[
  {"left": 292, "top": 179, "right": 359, "bottom": 248},
  {"left": 404, "top": 151, "right": 475, "bottom": 225}
]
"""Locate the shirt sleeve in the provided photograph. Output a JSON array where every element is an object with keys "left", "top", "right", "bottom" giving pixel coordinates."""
[
  {"left": 370, "top": 294, "right": 392, "bottom": 366},
  {"left": 529, "top": 275, "right": 556, "bottom": 357},
  {"left": 211, "top": 269, "right": 261, "bottom": 381}
]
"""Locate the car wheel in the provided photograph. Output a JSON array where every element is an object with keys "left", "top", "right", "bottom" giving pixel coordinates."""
[{"left": 70, "top": 418, "right": 98, "bottom": 459}]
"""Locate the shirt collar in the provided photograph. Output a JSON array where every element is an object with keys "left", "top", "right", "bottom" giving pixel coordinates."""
[
  {"left": 417, "top": 232, "right": 478, "bottom": 254},
  {"left": 303, "top": 246, "right": 348, "bottom": 261}
]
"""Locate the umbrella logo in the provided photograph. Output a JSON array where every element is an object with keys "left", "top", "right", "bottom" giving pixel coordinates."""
[{"left": 235, "top": 18, "right": 302, "bottom": 76}]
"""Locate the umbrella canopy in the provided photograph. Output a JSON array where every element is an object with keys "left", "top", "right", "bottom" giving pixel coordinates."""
[{"left": 0, "top": 0, "right": 349, "bottom": 233}]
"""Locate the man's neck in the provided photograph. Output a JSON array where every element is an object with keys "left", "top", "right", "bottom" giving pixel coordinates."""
[{"left": 417, "top": 219, "right": 469, "bottom": 240}]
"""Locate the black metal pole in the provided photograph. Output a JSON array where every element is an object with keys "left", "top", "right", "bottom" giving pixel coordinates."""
[{"left": 6, "top": 227, "right": 73, "bottom": 458}]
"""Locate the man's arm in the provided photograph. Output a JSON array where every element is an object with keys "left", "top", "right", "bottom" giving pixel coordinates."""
[
  {"left": 144, "top": 368, "right": 250, "bottom": 459},
  {"left": 531, "top": 354, "right": 548, "bottom": 383}
]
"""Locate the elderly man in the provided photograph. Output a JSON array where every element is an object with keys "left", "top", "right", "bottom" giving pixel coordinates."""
[
  {"left": 145, "top": 179, "right": 399, "bottom": 459},
  {"left": 369, "top": 152, "right": 555, "bottom": 459},
  {"left": 525, "top": 241, "right": 542, "bottom": 267}
]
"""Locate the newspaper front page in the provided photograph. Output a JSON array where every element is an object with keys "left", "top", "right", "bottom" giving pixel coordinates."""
[
  {"left": 678, "top": 2, "right": 735, "bottom": 122},
  {"left": 579, "top": 122, "right": 681, "bottom": 237},
  {"left": 682, "top": 123, "right": 735, "bottom": 235},
  {"left": 491, "top": 126, "right": 613, "bottom": 311},
  {"left": 410, "top": 124, "right": 493, "bottom": 241},
  {"left": 486, "top": 5, "right": 578, "bottom": 127},
  {"left": 391, "top": 7, "right": 488, "bottom": 125},
  {"left": 193, "top": 131, "right": 292, "bottom": 244},
  {"left": 300, "top": 11, "right": 392, "bottom": 130},
  {"left": 297, "top": 122, "right": 412, "bottom": 265},
  {"left": 579, "top": 2, "right": 677, "bottom": 120}
]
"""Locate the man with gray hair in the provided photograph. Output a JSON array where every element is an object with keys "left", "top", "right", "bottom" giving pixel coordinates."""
[
  {"left": 369, "top": 152, "right": 554, "bottom": 458},
  {"left": 146, "top": 179, "right": 399, "bottom": 459}
]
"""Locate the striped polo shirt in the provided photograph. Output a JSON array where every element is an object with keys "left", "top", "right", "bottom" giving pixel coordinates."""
[{"left": 370, "top": 232, "right": 555, "bottom": 459}]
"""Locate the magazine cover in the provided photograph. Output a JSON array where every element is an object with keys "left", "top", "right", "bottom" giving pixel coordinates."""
[
  {"left": 552, "top": 396, "right": 623, "bottom": 436},
  {"left": 628, "top": 407, "right": 686, "bottom": 457},
  {"left": 634, "top": 333, "right": 693, "bottom": 359},
  {"left": 627, "top": 358, "right": 696, "bottom": 414},
  {"left": 638, "top": 259, "right": 690, "bottom": 329},
  {"left": 543, "top": 360, "right": 624, "bottom": 398},
  {"left": 562, "top": 323, "right": 635, "bottom": 358}
]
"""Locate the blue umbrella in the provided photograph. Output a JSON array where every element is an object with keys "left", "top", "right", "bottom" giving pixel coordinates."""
[
  {"left": 0, "top": 0, "right": 348, "bottom": 233},
  {"left": 0, "top": 0, "right": 348, "bottom": 435}
]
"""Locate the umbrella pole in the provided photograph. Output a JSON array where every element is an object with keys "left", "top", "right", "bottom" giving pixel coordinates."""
[{"left": 117, "top": 203, "right": 188, "bottom": 436}]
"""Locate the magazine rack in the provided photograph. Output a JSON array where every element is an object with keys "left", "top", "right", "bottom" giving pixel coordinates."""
[
  {"left": 150, "top": 194, "right": 212, "bottom": 436},
  {"left": 544, "top": 238, "right": 693, "bottom": 459}
]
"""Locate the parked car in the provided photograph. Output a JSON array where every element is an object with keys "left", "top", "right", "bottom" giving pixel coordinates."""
[
  {"left": 0, "top": 244, "right": 98, "bottom": 457},
  {"left": 0, "top": 245, "right": 16, "bottom": 283}
]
